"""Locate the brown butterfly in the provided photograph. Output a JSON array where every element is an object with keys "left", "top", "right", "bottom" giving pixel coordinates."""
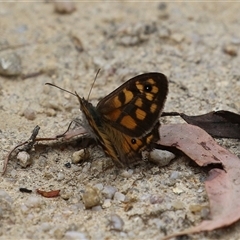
[{"left": 75, "top": 72, "right": 168, "bottom": 167}]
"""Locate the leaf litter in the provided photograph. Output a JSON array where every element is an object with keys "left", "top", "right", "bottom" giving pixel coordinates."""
[{"left": 158, "top": 123, "right": 240, "bottom": 239}]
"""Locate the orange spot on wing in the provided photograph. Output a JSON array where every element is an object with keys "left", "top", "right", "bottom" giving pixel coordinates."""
[
  {"left": 151, "top": 86, "right": 158, "bottom": 94},
  {"left": 122, "top": 141, "right": 131, "bottom": 154},
  {"left": 124, "top": 136, "right": 142, "bottom": 152},
  {"left": 120, "top": 115, "right": 137, "bottom": 129},
  {"left": 104, "top": 108, "right": 122, "bottom": 121},
  {"left": 136, "top": 81, "right": 143, "bottom": 91},
  {"left": 146, "top": 93, "right": 154, "bottom": 101},
  {"left": 113, "top": 96, "right": 122, "bottom": 108},
  {"left": 146, "top": 134, "right": 153, "bottom": 144},
  {"left": 135, "top": 108, "right": 146, "bottom": 120},
  {"left": 135, "top": 98, "right": 143, "bottom": 107},
  {"left": 123, "top": 88, "right": 134, "bottom": 104},
  {"left": 150, "top": 103, "right": 157, "bottom": 113},
  {"left": 146, "top": 78, "right": 155, "bottom": 84},
  {"left": 132, "top": 138, "right": 143, "bottom": 151}
]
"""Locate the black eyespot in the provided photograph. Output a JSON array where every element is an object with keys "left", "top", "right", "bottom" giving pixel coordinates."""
[
  {"left": 144, "top": 84, "right": 152, "bottom": 92},
  {"left": 131, "top": 138, "right": 136, "bottom": 144}
]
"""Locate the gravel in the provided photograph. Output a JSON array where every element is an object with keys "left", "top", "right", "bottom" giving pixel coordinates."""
[{"left": 0, "top": 2, "right": 239, "bottom": 240}]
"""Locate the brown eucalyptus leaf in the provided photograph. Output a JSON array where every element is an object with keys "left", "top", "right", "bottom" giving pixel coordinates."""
[
  {"left": 180, "top": 110, "right": 240, "bottom": 138},
  {"left": 158, "top": 124, "right": 240, "bottom": 239}
]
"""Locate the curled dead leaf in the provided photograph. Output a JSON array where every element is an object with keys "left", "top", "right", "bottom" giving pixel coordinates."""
[{"left": 36, "top": 189, "right": 60, "bottom": 198}]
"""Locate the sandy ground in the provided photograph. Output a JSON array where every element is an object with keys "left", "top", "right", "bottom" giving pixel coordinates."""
[{"left": 0, "top": 2, "right": 240, "bottom": 240}]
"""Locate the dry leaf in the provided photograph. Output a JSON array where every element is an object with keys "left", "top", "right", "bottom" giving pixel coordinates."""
[
  {"left": 158, "top": 124, "right": 240, "bottom": 239},
  {"left": 180, "top": 110, "right": 240, "bottom": 139},
  {"left": 36, "top": 189, "right": 60, "bottom": 198}
]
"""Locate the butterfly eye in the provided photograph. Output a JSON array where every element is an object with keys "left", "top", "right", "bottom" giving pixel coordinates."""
[
  {"left": 144, "top": 84, "right": 152, "bottom": 92},
  {"left": 131, "top": 138, "right": 136, "bottom": 144}
]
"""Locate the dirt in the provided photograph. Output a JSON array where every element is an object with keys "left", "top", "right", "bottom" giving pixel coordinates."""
[{"left": 0, "top": 2, "right": 240, "bottom": 240}]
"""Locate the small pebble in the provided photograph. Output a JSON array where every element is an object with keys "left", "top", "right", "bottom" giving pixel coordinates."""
[
  {"left": 159, "top": 27, "right": 171, "bottom": 39},
  {"left": 102, "top": 186, "right": 117, "bottom": 199},
  {"left": 0, "top": 52, "right": 22, "bottom": 76},
  {"left": 60, "top": 190, "right": 72, "bottom": 201},
  {"left": 158, "top": 2, "right": 167, "bottom": 10},
  {"left": 231, "top": 37, "right": 240, "bottom": 45},
  {"left": 23, "top": 108, "right": 36, "bottom": 121},
  {"left": 64, "top": 231, "right": 88, "bottom": 240},
  {"left": 189, "top": 204, "right": 204, "bottom": 213},
  {"left": 116, "top": 23, "right": 151, "bottom": 46},
  {"left": 72, "top": 149, "right": 89, "bottom": 164},
  {"left": 109, "top": 214, "right": 124, "bottom": 231},
  {"left": 91, "top": 158, "right": 106, "bottom": 171},
  {"left": 82, "top": 162, "right": 91, "bottom": 173},
  {"left": 113, "top": 192, "right": 126, "bottom": 202},
  {"left": 94, "top": 183, "right": 104, "bottom": 191},
  {"left": 38, "top": 155, "right": 47, "bottom": 167},
  {"left": 43, "top": 172, "right": 54, "bottom": 180},
  {"left": 45, "top": 108, "right": 57, "bottom": 117},
  {"left": 102, "top": 199, "right": 112, "bottom": 208},
  {"left": 172, "top": 187, "right": 184, "bottom": 194},
  {"left": 39, "top": 222, "right": 52, "bottom": 232},
  {"left": 69, "top": 203, "right": 85, "bottom": 212},
  {"left": 201, "top": 207, "right": 210, "bottom": 219},
  {"left": 158, "top": 3, "right": 169, "bottom": 19},
  {"left": 57, "top": 172, "right": 65, "bottom": 181},
  {"left": 172, "top": 201, "right": 184, "bottom": 210},
  {"left": 54, "top": 2, "right": 76, "bottom": 14},
  {"left": 149, "top": 149, "right": 175, "bottom": 167},
  {"left": 163, "top": 178, "right": 177, "bottom": 187},
  {"left": 171, "top": 33, "right": 184, "bottom": 43},
  {"left": 67, "top": 225, "right": 78, "bottom": 232},
  {"left": 149, "top": 195, "right": 163, "bottom": 204},
  {"left": 72, "top": 149, "right": 88, "bottom": 163},
  {"left": 52, "top": 227, "right": 64, "bottom": 239},
  {"left": 71, "top": 196, "right": 81, "bottom": 204},
  {"left": 10, "top": 169, "right": 17, "bottom": 178},
  {"left": 170, "top": 171, "right": 180, "bottom": 180},
  {"left": 82, "top": 186, "right": 102, "bottom": 209},
  {"left": 25, "top": 196, "right": 43, "bottom": 208},
  {"left": 120, "top": 169, "right": 133, "bottom": 178},
  {"left": 20, "top": 204, "right": 29, "bottom": 214},
  {"left": 17, "top": 151, "right": 31, "bottom": 168},
  {"left": 62, "top": 211, "right": 74, "bottom": 220},
  {"left": 65, "top": 162, "right": 71, "bottom": 168},
  {"left": 91, "top": 205, "right": 102, "bottom": 211},
  {"left": 149, "top": 218, "right": 165, "bottom": 229},
  {"left": 0, "top": 190, "right": 13, "bottom": 218},
  {"left": 223, "top": 44, "right": 238, "bottom": 56}
]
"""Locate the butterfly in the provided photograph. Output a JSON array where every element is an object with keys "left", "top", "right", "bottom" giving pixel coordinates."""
[{"left": 74, "top": 72, "right": 168, "bottom": 167}]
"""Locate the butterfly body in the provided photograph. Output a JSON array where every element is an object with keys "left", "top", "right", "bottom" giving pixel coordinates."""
[{"left": 76, "top": 72, "right": 168, "bottom": 167}]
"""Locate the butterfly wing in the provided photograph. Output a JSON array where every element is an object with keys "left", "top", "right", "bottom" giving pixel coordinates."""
[
  {"left": 97, "top": 72, "right": 168, "bottom": 138},
  {"left": 101, "top": 120, "right": 160, "bottom": 166}
]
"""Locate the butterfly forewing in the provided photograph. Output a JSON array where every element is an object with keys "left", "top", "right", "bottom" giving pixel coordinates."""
[{"left": 97, "top": 73, "right": 168, "bottom": 138}]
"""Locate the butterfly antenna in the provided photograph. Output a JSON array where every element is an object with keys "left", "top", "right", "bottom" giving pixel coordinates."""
[
  {"left": 45, "top": 83, "right": 76, "bottom": 97},
  {"left": 87, "top": 69, "right": 101, "bottom": 101}
]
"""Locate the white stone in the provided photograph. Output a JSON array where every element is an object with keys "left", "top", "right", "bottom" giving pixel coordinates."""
[{"left": 149, "top": 149, "right": 175, "bottom": 167}]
